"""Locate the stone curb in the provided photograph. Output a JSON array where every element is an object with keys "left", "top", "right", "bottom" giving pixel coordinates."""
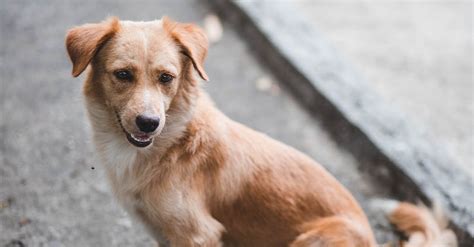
[{"left": 206, "top": 0, "right": 473, "bottom": 244}]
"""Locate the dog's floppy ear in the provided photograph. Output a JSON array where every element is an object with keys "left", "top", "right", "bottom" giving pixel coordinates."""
[
  {"left": 65, "top": 17, "right": 120, "bottom": 77},
  {"left": 163, "top": 17, "right": 209, "bottom": 81}
]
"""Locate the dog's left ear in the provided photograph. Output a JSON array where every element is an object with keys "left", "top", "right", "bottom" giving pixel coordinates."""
[{"left": 163, "top": 17, "right": 209, "bottom": 81}]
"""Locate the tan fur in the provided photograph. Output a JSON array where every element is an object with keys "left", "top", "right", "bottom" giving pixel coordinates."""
[
  {"left": 65, "top": 17, "right": 454, "bottom": 247},
  {"left": 66, "top": 17, "right": 120, "bottom": 77},
  {"left": 389, "top": 202, "right": 458, "bottom": 247},
  {"left": 163, "top": 17, "right": 209, "bottom": 81}
]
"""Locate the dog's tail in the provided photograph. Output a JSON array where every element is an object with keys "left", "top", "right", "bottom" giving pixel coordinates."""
[{"left": 371, "top": 199, "right": 458, "bottom": 247}]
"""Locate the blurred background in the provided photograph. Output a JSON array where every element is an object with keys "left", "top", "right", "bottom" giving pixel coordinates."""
[
  {"left": 0, "top": 0, "right": 472, "bottom": 246},
  {"left": 296, "top": 1, "right": 473, "bottom": 175}
]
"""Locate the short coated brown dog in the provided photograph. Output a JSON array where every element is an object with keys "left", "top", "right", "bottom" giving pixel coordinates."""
[{"left": 66, "top": 17, "right": 457, "bottom": 247}]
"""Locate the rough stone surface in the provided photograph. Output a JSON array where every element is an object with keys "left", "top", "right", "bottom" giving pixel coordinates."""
[
  {"left": 1, "top": 0, "right": 399, "bottom": 246},
  {"left": 296, "top": 0, "right": 473, "bottom": 176},
  {"left": 206, "top": 0, "right": 473, "bottom": 245}
]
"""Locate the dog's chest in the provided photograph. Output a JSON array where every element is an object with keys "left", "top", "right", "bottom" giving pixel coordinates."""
[
  {"left": 117, "top": 188, "right": 170, "bottom": 245},
  {"left": 111, "top": 169, "right": 193, "bottom": 245}
]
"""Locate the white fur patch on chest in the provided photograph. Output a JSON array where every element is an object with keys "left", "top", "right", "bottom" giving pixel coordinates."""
[{"left": 100, "top": 134, "right": 137, "bottom": 179}]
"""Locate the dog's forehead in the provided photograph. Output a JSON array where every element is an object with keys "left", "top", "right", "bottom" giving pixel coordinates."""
[
  {"left": 116, "top": 19, "right": 167, "bottom": 44},
  {"left": 104, "top": 19, "right": 180, "bottom": 70}
]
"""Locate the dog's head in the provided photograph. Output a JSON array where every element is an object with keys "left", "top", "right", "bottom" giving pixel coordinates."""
[{"left": 66, "top": 17, "right": 208, "bottom": 148}]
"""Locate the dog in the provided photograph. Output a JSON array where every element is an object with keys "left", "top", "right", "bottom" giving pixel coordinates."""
[{"left": 65, "top": 17, "right": 457, "bottom": 247}]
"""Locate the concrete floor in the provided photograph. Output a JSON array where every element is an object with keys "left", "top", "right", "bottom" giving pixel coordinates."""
[
  {"left": 296, "top": 0, "right": 473, "bottom": 176},
  {"left": 1, "top": 0, "right": 396, "bottom": 246}
]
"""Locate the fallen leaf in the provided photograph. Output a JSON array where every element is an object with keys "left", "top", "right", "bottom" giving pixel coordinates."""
[
  {"left": 204, "top": 14, "right": 223, "bottom": 44},
  {"left": 255, "top": 76, "right": 273, "bottom": 92}
]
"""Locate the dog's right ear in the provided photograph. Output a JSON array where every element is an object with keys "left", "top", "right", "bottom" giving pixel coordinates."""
[{"left": 65, "top": 17, "right": 120, "bottom": 77}]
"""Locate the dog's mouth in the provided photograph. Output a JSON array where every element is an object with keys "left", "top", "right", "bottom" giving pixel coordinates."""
[
  {"left": 125, "top": 132, "right": 153, "bottom": 148},
  {"left": 115, "top": 111, "right": 153, "bottom": 148}
]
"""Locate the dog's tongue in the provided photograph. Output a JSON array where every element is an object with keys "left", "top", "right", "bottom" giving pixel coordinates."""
[
  {"left": 136, "top": 134, "right": 149, "bottom": 139},
  {"left": 132, "top": 133, "right": 151, "bottom": 141}
]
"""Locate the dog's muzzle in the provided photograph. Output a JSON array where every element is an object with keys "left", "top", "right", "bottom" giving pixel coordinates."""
[{"left": 115, "top": 110, "right": 154, "bottom": 148}]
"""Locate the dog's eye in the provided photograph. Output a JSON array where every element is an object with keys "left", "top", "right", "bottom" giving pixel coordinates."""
[
  {"left": 158, "top": 73, "right": 173, "bottom": 84},
  {"left": 114, "top": 70, "right": 133, "bottom": 81}
]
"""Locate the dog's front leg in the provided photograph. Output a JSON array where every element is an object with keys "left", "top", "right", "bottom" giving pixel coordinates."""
[{"left": 167, "top": 215, "right": 224, "bottom": 247}]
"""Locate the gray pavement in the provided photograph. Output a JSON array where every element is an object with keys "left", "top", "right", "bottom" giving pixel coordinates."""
[
  {"left": 1, "top": 0, "right": 396, "bottom": 246},
  {"left": 296, "top": 0, "right": 473, "bottom": 176}
]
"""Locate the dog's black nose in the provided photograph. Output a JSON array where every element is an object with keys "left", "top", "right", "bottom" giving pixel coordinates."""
[{"left": 135, "top": 115, "right": 160, "bottom": 133}]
